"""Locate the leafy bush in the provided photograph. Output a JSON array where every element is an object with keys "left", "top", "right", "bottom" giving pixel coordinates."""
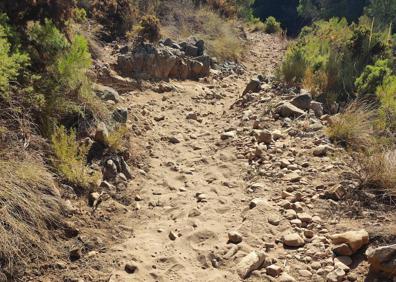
[
  {"left": 355, "top": 59, "right": 392, "bottom": 99},
  {"left": 264, "top": 16, "right": 282, "bottom": 34},
  {"left": 107, "top": 125, "right": 130, "bottom": 152},
  {"left": 0, "top": 21, "right": 29, "bottom": 96},
  {"left": 27, "top": 19, "right": 69, "bottom": 66},
  {"left": 1, "top": 0, "right": 76, "bottom": 27},
  {"left": 72, "top": 7, "right": 87, "bottom": 23},
  {"left": 280, "top": 18, "right": 392, "bottom": 100},
  {"left": 365, "top": 0, "right": 396, "bottom": 33},
  {"left": 280, "top": 44, "right": 308, "bottom": 84},
  {"left": 376, "top": 75, "right": 396, "bottom": 132},
  {"left": 249, "top": 17, "right": 266, "bottom": 32},
  {"left": 51, "top": 126, "right": 100, "bottom": 190},
  {"left": 26, "top": 20, "right": 106, "bottom": 133},
  {"left": 91, "top": 0, "right": 139, "bottom": 38}
]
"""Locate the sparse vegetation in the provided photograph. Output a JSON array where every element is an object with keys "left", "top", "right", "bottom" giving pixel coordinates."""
[
  {"left": 0, "top": 156, "right": 62, "bottom": 277},
  {"left": 279, "top": 44, "right": 308, "bottom": 84},
  {"left": 356, "top": 149, "right": 396, "bottom": 196},
  {"left": 51, "top": 126, "right": 100, "bottom": 191},
  {"left": 326, "top": 102, "right": 375, "bottom": 149},
  {"left": 107, "top": 124, "right": 130, "bottom": 152},
  {"left": 128, "top": 15, "right": 161, "bottom": 43},
  {"left": 263, "top": 16, "right": 282, "bottom": 34},
  {"left": 162, "top": 7, "right": 243, "bottom": 61}
]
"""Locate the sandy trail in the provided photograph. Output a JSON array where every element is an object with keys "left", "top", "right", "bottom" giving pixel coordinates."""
[{"left": 105, "top": 33, "right": 287, "bottom": 281}]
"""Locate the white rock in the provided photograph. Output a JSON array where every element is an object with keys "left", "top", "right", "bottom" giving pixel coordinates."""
[{"left": 236, "top": 251, "right": 266, "bottom": 279}]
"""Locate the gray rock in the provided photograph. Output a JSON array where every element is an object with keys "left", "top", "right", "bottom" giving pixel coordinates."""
[
  {"left": 103, "top": 159, "right": 117, "bottom": 180},
  {"left": 184, "top": 44, "right": 199, "bottom": 57},
  {"left": 366, "top": 244, "right": 396, "bottom": 275},
  {"left": 275, "top": 102, "right": 306, "bottom": 118},
  {"left": 124, "top": 263, "right": 138, "bottom": 274},
  {"left": 93, "top": 84, "right": 120, "bottom": 103},
  {"left": 310, "top": 101, "right": 324, "bottom": 117},
  {"left": 113, "top": 107, "right": 128, "bottom": 123},
  {"left": 291, "top": 93, "right": 312, "bottom": 110},
  {"left": 266, "top": 264, "right": 282, "bottom": 277},
  {"left": 120, "top": 157, "right": 133, "bottom": 179},
  {"left": 221, "top": 131, "right": 236, "bottom": 140},
  {"left": 243, "top": 78, "right": 261, "bottom": 95},
  {"left": 69, "top": 247, "right": 82, "bottom": 261},
  {"left": 117, "top": 42, "right": 210, "bottom": 80},
  {"left": 169, "top": 231, "right": 177, "bottom": 241},
  {"left": 313, "top": 145, "right": 331, "bottom": 157}
]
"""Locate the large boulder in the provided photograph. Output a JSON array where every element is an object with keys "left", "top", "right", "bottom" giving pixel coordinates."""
[
  {"left": 93, "top": 84, "right": 120, "bottom": 103},
  {"left": 290, "top": 92, "right": 312, "bottom": 110},
  {"left": 243, "top": 78, "right": 261, "bottom": 95},
  {"left": 275, "top": 102, "right": 306, "bottom": 118},
  {"left": 366, "top": 244, "right": 396, "bottom": 276},
  {"left": 112, "top": 107, "right": 128, "bottom": 123},
  {"left": 117, "top": 42, "right": 211, "bottom": 80},
  {"left": 331, "top": 229, "right": 369, "bottom": 256},
  {"left": 310, "top": 101, "right": 324, "bottom": 117}
]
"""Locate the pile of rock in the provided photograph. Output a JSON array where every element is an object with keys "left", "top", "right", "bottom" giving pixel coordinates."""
[{"left": 117, "top": 37, "right": 213, "bottom": 80}]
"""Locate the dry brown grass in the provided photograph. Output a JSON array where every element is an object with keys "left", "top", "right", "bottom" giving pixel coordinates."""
[
  {"left": 0, "top": 154, "right": 62, "bottom": 277},
  {"left": 326, "top": 102, "right": 396, "bottom": 198},
  {"left": 326, "top": 102, "right": 375, "bottom": 149},
  {"left": 355, "top": 149, "right": 396, "bottom": 197},
  {"left": 161, "top": 7, "right": 243, "bottom": 61}
]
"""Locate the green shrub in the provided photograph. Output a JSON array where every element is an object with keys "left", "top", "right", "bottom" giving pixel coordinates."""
[
  {"left": 355, "top": 59, "right": 393, "bottom": 99},
  {"left": 280, "top": 45, "right": 308, "bottom": 84},
  {"left": 280, "top": 18, "right": 392, "bottom": 100},
  {"left": 249, "top": 17, "right": 266, "bottom": 32},
  {"left": 376, "top": 75, "right": 396, "bottom": 132},
  {"left": 72, "top": 7, "right": 87, "bottom": 23},
  {"left": 28, "top": 22, "right": 105, "bottom": 132},
  {"left": 51, "top": 126, "right": 100, "bottom": 190},
  {"left": 55, "top": 34, "right": 92, "bottom": 89},
  {"left": 0, "top": 23, "right": 29, "bottom": 96},
  {"left": 27, "top": 19, "right": 69, "bottom": 65},
  {"left": 107, "top": 124, "right": 129, "bottom": 152},
  {"left": 264, "top": 16, "right": 282, "bottom": 34}
]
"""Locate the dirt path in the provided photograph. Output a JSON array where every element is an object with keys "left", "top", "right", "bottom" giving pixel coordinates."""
[
  {"left": 103, "top": 33, "right": 287, "bottom": 281},
  {"left": 51, "top": 32, "right": 395, "bottom": 282}
]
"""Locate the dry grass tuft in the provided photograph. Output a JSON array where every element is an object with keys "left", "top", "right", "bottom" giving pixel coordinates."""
[
  {"left": 326, "top": 102, "right": 375, "bottom": 149},
  {"left": 161, "top": 7, "right": 243, "bottom": 61},
  {"left": 0, "top": 155, "right": 62, "bottom": 276},
  {"left": 327, "top": 102, "right": 396, "bottom": 199},
  {"left": 354, "top": 149, "right": 396, "bottom": 197}
]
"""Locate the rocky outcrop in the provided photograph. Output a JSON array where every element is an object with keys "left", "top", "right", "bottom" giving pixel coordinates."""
[
  {"left": 331, "top": 229, "right": 369, "bottom": 256},
  {"left": 366, "top": 244, "right": 396, "bottom": 276},
  {"left": 117, "top": 37, "right": 212, "bottom": 80}
]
